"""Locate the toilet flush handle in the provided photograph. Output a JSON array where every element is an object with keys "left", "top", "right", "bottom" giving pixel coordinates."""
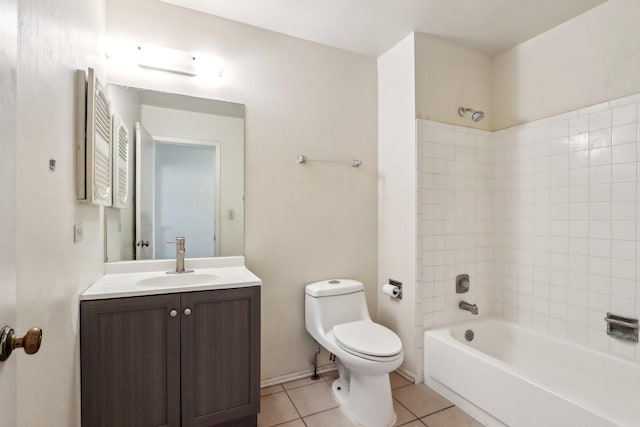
[{"left": 0, "top": 326, "right": 43, "bottom": 361}]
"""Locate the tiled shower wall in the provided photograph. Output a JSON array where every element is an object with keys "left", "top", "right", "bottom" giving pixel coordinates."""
[
  {"left": 417, "top": 92, "right": 640, "bottom": 369},
  {"left": 416, "top": 120, "right": 500, "bottom": 374},
  {"left": 494, "top": 95, "right": 640, "bottom": 362}
]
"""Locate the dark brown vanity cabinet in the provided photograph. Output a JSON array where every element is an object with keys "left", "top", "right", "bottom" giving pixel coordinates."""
[{"left": 80, "top": 286, "right": 260, "bottom": 427}]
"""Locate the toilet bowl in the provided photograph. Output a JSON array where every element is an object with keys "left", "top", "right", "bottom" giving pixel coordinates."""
[{"left": 305, "top": 279, "right": 404, "bottom": 427}]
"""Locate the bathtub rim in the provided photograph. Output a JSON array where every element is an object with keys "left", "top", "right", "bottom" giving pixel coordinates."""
[{"left": 423, "top": 317, "right": 639, "bottom": 427}]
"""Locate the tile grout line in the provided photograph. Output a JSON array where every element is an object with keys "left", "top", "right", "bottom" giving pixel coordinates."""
[
  {"left": 282, "top": 376, "right": 340, "bottom": 426},
  {"left": 260, "top": 390, "right": 302, "bottom": 427},
  {"left": 391, "top": 396, "right": 419, "bottom": 423},
  {"left": 281, "top": 387, "right": 306, "bottom": 426}
]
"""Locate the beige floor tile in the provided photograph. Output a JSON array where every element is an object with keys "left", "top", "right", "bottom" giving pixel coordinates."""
[
  {"left": 393, "top": 399, "right": 417, "bottom": 426},
  {"left": 260, "top": 384, "right": 284, "bottom": 397},
  {"left": 286, "top": 381, "right": 338, "bottom": 417},
  {"left": 303, "top": 407, "right": 357, "bottom": 427},
  {"left": 397, "top": 421, "right": 427, "bottom": 427},
  {"left": 257, "top": 392, "right": 299, "bottom": 427},
  {"left": 274, "top": 419, "right": 306, "bottom": 427},
  {"left": 282, "top": 375, "right": 324, "bottom": 390},
  {"left": 392, "top": 384, "right": 453, "bottom": 418},
  {"left": 421, "top": 406, "right": 483, "bottom": 427},
  {"left": 390, "top": 371, "right": 411, "bottom": 389}
]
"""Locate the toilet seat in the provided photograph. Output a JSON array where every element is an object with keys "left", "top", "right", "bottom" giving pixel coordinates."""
[{"left": 333, "top": 320, "right": 402, "bottom": 361}]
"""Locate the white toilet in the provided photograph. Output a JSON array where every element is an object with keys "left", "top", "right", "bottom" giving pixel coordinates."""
[{"left": 305, "top": 279, "right": 404, "bottom": 427}]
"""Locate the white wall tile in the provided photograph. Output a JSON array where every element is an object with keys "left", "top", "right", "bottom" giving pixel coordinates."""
[
  {"left": 612, "top": 123, "right": 637, "bottom": 145},
  {"left": 612, "top": 163, "right": 636, "bottom": 183},
  {"left": 612, "top": 143, "right": 636, "bottom": 164},
  {"left": 589, "top": 110, "right": 612, "bottom": 131},
  {"left": 612, "top": 104, "right": 637, "bottom": 126},
  {"left": 417, "top": 93, "right": 640, "bottom": 360},
  {"left": 589, "top": 128, "right": 612, "bottom": 149},
  {"left": 569, "top": 116, "right": 589, "bottom": 135}
]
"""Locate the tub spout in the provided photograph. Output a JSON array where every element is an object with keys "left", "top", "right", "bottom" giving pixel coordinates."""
[{"left": 459, "top": 301, "right": 478, "bottom": 315}]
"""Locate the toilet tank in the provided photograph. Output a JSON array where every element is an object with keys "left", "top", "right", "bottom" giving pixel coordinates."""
[{"left": 305, "top": 279, "right": 371, "bottom": 334}]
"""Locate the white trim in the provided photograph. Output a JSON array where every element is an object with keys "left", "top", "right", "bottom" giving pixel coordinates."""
[
  {"left": 395, "top": 367, "right": 417, "bottom": 384},
  {"left": 153, "top": 135, "right": 219, "bottom": 147},
  {"left": 260, "top": 364, "right": 337, "bottom": 388}
]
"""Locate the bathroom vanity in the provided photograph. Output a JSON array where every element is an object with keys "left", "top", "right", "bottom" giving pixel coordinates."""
[{"left": 80, "top": 257, "right": 261, "bottom": 427}]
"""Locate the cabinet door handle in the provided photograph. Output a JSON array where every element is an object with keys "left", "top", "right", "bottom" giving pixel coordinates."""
[
  {"left": 169, "top": 310, "right": 178, "bottom": 318},
  {"left": 184, "top": 308, "right": 192, "bottom": 316}
]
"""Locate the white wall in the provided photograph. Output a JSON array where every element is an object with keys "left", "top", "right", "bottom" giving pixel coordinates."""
[
  {"left": 492, "top": 0, "right": 640, "bottom": 130},
  {"left": 415, "top": 33, "right": 492, "bottom": 131},
  {"left": 0, "top": 0, "right": 17, "bottom": 424},
  {"left": 16, "top": 0, "right": 105, "bottom": 425},
  {"left": 377, "top": 34, "right": 418, "bottom": 378},
  {"left": 106, "top": 0, "right": 378, "bottom": 381},
  {"left": 141, "top": 105, "right": 244, "bottom": 256}
]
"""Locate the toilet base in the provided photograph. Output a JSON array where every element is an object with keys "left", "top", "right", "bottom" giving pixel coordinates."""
[{"left": 331, "top": 374, "right": 396, "bottom": 427}]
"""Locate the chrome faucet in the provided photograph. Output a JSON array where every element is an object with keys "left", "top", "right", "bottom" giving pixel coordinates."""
[
  {"left": 167, "top": 237, "right": 194, "bottom": 274},
  {"left": 459, "top": 300, "right": 478, "bottom": 315}
]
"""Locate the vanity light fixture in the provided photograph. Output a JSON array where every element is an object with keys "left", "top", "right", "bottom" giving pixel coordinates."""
[
  {"left": 106, "top": 38, "right": 224, "bottom": 79},
  {"left": 136, "top": 43, "right": 199, "bottom": 76}
]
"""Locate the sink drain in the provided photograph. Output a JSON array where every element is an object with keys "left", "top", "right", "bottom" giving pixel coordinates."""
[{"left": 465, "top": 329, "right": 474, "bottom": 342}]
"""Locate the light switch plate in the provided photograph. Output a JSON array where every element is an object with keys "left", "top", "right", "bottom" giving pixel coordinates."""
[{"left": 74, "top": 223, "right": 83, "bottom": 243}]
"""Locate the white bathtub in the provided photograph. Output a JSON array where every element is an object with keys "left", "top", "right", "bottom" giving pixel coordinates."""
[{"left": 423, "top": 319, "right": 640, "bottom": 427}]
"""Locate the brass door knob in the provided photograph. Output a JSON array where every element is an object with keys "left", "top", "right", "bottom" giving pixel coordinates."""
[{"left": 0, "top": 326, "right": 43, "bottom": 361}]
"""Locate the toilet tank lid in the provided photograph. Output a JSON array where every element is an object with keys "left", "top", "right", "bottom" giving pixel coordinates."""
[{"left": 305, "top": 279, "right": 363, "bottom": 297}]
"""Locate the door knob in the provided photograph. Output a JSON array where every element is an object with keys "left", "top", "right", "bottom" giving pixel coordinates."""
[
  {"left": 136, "top": 240, "right": 149, "bottom": 247},
  {"left": 0, "top": 326, "right": 42, "bottom": 361}
]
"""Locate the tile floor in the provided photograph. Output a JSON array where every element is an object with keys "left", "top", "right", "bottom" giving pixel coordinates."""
[{"left": 258, "top": 371, "right": 483, "bottom": 427}]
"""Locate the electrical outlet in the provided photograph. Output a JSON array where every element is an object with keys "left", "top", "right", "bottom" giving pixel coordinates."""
[
  {"left": 74, "top": 223, "right": 83, "bottom": 243},
  {"left": 228, "top": 209, "right": 235, "bottom": 220}
]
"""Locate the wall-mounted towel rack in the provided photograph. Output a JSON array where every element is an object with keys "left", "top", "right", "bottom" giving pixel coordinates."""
[{"left": 297, "top": 155, "right": 361, "bottom": 168}]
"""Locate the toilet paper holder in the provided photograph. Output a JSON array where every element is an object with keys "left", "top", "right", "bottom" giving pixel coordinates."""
[{"left": 384, "top": 279, "right": 402, "bottom": 300}]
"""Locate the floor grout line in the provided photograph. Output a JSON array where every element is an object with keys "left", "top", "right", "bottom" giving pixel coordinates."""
[
  {"left": 282, "top": 388, "right": 305, "bottom": 423},
  {"left": 263, "top": 375, "right": 461, "bottom": 427},
  {"left": 392, "top": 396, "right": 419, "bottom": 422},
  {"left": 285, "top": 379, "right": 346, "bottom": 425},
  {"left": 421, "top": 404, "right": 456, "bottom": 419}
]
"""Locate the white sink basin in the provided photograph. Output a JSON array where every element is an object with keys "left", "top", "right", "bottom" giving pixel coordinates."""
[
  {"left": 136, "top": 273, "right": 219, "bottom": 288},
  {"left": 81, "top": 257, "right": 261, "bottom": 301}
]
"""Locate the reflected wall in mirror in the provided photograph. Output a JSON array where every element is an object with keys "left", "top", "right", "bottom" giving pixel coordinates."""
[{"left": 105, "top": 85, "right": 245, "bottom": 261}]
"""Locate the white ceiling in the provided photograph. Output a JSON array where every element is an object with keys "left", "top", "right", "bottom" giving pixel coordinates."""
[{"left": 160, "top": 0, "right": 607, "bottom": 57}]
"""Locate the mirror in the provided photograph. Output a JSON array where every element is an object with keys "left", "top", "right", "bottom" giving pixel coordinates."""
[{"left": 105, "top": 85, "right": 245, "bottom": 261}]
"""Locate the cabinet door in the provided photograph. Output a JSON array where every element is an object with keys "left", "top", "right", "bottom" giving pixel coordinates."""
[
  {"left": 181, "top": 287, "right": 260, "bottom": 427},
  {"left": 81, "top": 294, "right": 181, "bottom": 427}
]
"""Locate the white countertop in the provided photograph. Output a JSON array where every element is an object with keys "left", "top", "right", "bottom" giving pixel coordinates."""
[{"left": 81, "top": 257, "right": 261, "bottom": 301}]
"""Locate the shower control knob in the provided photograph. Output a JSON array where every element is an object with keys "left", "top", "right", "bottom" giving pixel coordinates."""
[
  {"left": 0, "top": 326, "right": 42, "bottom": 361},
  {"left": 169, "top": 310, "right": 178, "bottom": 318},
  {"left": 184, "top": 308, "right": 192, "bottom": 316}
]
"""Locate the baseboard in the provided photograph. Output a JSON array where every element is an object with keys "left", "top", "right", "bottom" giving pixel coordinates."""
[
  {"left": 260, "top": 364, "right": 337, "bottom": 388},
  {"left": 396, "top": 367, "right": 417, "bottom": 384}
]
